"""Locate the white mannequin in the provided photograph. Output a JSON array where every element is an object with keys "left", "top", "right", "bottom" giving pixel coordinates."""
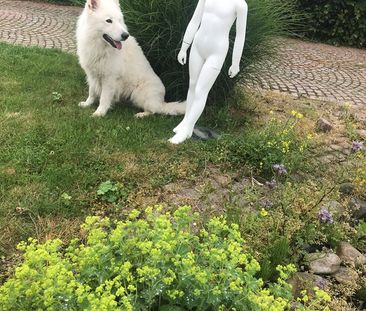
[{"left": 169, "top": 0, "right": 248, "bottom": 144}]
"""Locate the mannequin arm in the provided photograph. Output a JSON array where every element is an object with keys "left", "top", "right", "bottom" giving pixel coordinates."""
[
  {"left": 229, "top": 1, "right": 248, "bottom": 78},
  {"left": 178, "top": 0, "right": 206, "bottom": 65}
]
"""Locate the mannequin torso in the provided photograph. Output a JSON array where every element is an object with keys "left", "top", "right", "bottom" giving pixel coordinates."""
[
  {"left": 193, "top": 0, "right": 237, "bottom": 61},
  {"left": 169, "top": 0, "right": 248, "bottom": 144}
]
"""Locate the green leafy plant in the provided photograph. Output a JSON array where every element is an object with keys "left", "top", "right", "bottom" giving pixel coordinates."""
[
  {"left": 210, "top": 110, "right": 311, "bottom": 176},
  {"left": 120, "top": 0, "right": 298, "bottom": 101},
  {"left": 51, "top": 91, "right": 63, "bottom": 104},
  {"left": 96, "top": 180, "right": 129, "bottom": 203},
  {"left": 352, "top": 221, "right": 366, "bottom": 251},
  {"left": 60, "top": 192, "right": 72, "bottom": 206},
  {"left": 0, "top": 206, "right": 301, "bottom": 310},
  {"left": 260, "top": 237, "right": 292, "bottom": 282}
]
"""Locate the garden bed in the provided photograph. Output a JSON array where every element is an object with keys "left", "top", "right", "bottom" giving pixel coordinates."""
[{"left": 0, "top": 43, "right": 365, "bottom": 309}]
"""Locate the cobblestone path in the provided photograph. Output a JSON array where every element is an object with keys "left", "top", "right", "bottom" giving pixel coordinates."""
[
  {"left": 246, "top": 38, "right": 366, "bottom": 106},
  {"left": 0, "top": 0, "right": 365, "bottom": 105},
  {"left": 0, "top": 0, "right": 81, "bottom": 52}
]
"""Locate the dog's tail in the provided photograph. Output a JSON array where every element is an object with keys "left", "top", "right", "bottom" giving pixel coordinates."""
[{"left": 157, "top": 101, "right": 186, "bottom": 116}]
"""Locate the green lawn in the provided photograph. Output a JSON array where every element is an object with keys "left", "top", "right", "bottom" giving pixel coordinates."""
[
  {"left": 0, "top": 43, "right": 248, "bottom": 257},
  {"left": 0, "top": 44, "right": 180, "bottom": 252}
]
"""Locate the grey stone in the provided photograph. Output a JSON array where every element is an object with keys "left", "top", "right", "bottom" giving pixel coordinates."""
[
  {"left": 357, "top": 129, "right": 366, "bottom": 139},
  {"left": 213, "top": 174, "right": 231, "bottom": 187},
  {"left": 289, "top": 272, "right": 327, "bottom": 299},
  {"left": 322, "top": 201, "right": 345, "bottom": 217},
  {"left": 333, "top": 267, "right": 359, "bottom": 285},
  {"left": 339, "top": 183, "right": 355, "bottom": 195},
  {"left": 308, "top": 252, "right": 341, "bottom": 275},
  {"left": 315, "top": 118, "right": 333, "bottom": 133},
  {"left": 337, "top": 242, "right": 366, "bottom": 267},
  {"left": 349, "top": 198, "right": 366, "bottom": 220}
]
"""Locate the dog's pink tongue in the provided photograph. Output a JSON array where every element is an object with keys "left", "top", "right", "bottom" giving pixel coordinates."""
[{"left": 115, "top": 41, "right": 122, "bottom": 50}]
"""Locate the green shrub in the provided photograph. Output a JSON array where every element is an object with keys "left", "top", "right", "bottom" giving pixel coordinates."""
[
  {"left": 260, "top": 237, "right": 292, "bottom": 282},
  {"left": 96, "top": 180, "right": 131, "bottom": 203},
  {"left": 0, "top": 206, "right": 297, "bottom": 310},
  {"left": 295, "top": 0, "right": 366, "bottom": 48},
  {"left": 209, "top": 110, "right": 311, "bottom": 176},
  {"left": 120, "top": 0, "right": 297, "bottom": 101}
]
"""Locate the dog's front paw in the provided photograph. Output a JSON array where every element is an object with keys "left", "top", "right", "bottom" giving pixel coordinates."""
[
  {"left": 79, "top": 101, "right": 92, "bottom": 108},
  {"left": 92, "top": 109, "right": 107, "bottom": 117},
  {"left": 134, "top": 111, "right": 152, "bottom": 118}
]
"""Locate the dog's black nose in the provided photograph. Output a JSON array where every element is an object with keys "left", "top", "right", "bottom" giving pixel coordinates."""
[{"left": 121, "top": 32, "right": 129, "bottom": 41}]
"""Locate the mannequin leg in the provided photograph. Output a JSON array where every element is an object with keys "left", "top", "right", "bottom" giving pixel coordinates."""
[
  {"left": 174, "top": 46, "right": 204, "bottom": 133},
  {"left": 169, "top": 58, "right": 222, "bottom": 144}
]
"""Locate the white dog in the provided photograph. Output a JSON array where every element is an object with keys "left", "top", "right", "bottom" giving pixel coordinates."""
[{"left": 76, "top": 0, "right": 185, "bottom": 117}]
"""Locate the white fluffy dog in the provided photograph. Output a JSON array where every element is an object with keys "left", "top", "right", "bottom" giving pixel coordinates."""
[{"left": 76, "top": 0, "right": 185, "bottom": 117}]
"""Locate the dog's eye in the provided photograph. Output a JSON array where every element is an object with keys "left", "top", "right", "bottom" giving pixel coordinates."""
[{"left": 106, "top": 19, "right": 113, "bottom": 24}]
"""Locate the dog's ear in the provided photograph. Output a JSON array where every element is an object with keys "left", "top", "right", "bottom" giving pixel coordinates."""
[{"left": 87, "top": 0, "right": 99, "bottom": 11}]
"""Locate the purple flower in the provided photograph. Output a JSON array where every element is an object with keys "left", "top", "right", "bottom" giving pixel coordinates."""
[
  {"left": 351, "top": 140, "right": 364, "bottom": 153},
  {"left": 273, "top": 164, "right": 288, "bottom": 175},
  {"left": 261, "top": 199, "right": 274, "bottom": 209},
  {"left": 318, "top": 208, "right": 334, "bottom": 224},
  {"left": 315, "top": 278, "right": 327, "bottom": 289},
  {"left": 265, "top": 179, "right": 277, "bottom": 189}
]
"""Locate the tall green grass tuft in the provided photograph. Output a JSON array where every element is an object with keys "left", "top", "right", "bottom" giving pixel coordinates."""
[{"left": 120, "top": 0, "right": 298, "bottom": 101}]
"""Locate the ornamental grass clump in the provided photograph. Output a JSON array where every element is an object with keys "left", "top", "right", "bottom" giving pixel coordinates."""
[
  {"left": 0, "top": 206, "right": 298, "bottom": 310},
  {"left": 120, "top": 0, "right": 298, "bottom": 101}
]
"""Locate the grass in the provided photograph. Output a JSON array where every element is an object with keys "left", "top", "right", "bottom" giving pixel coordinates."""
[{"left": 0, "top": 43, "right": 254, "bottom": 258}]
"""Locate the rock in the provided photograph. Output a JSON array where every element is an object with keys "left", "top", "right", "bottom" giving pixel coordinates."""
[
  {"left": 357, "top": 129, "right": 366, "bottom": 139},
  {"left": 315, "top": 118, "right": 333, "bottom": 133},
  {"left": 322, "top": 201, "right": 345, "bottom": 217},
  {"left": 192, "top": 126, "right": 219, "bottom": 140},
  {"left": 333, "top": 267, "right": 359, "bottom": 285},
  {"left": 289, "top": 272, "right": 327, "bottom": 298},
  {"left": 212, "top": 174, "right": 231, "bottom": 187},
  {"left": 339, "top": 182, "right": 355, "bottom": 195},
  {"left": 337, "top": 242, "right": 366, "bottom": 267},
  {"left": 308, "top": 252, "right": 341, "bottom": 275},
  {"left": 349, "top": 198, "right": 366, "bottom": 220}
]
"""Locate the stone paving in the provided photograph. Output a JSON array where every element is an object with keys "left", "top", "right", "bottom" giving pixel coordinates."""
[
  {"left": 0, "top": 0, "right": 365, "bottom": 106},
  {"left": 246, "top": 38, "right": 366, "bottom": 107},
  {"left": 0, "top": 0, "right": 81, "bottom": 52}
]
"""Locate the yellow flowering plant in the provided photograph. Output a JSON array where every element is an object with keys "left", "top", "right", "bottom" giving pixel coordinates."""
[
  {"left": 211, "top": 111, "right": 312, "bottom": 176},
  {"left": 0, "top": 206, "right": 330, "bottom": 310}
]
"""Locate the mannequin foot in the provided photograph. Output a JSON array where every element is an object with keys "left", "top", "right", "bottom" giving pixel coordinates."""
[
  {"left": 169, "top": 127, "right": 193, "bottom": 144},
  {"left": 173, "top": 119, "right": 190, "bottom": 133}
]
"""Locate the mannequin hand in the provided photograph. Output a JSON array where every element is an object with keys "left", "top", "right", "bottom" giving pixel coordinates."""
[
  {"left": 178, "top": 50, "right": 187, "bottom": 65},
  {"left": 228, "top": 65, "right": 240, "bottom": 78}
]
